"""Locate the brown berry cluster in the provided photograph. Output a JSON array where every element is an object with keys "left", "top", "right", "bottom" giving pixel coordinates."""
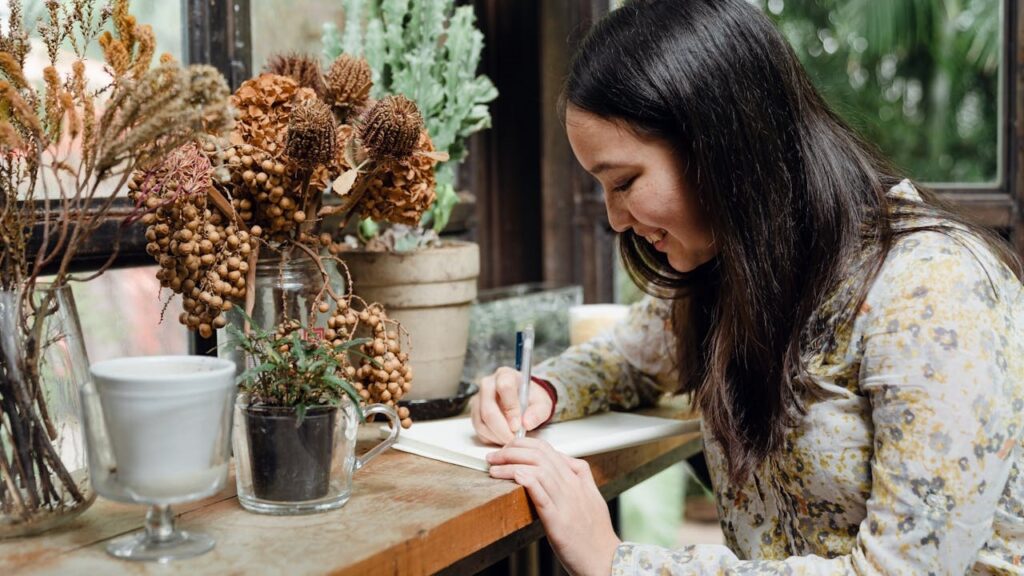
[
  {"left": 352, "top": 303, "right": 413, "bottom": 428},
  {"left": 130, "top": 146, "right": 259, "bottom": 338},
  {"left": 272, "top": 297, "right": 413, "bottom": 428},
  {"left": 208, "top": 141, "right": 310, "bottom": 242}
]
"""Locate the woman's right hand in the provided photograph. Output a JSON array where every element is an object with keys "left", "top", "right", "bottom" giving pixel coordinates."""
[{"left": 470, "top": 366, "right": 555, "bottom": 445}]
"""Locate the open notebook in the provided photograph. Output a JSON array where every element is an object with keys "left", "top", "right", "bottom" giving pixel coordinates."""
[{"left": 389, "top": 411, "right": 701, "bottom": 472}]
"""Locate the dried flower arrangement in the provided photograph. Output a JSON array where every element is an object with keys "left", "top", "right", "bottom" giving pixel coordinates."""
[
  {"left": 323, "top": 0, "right": 497, "bottom": 251},
  {"left": 130, "top": 50, "right": 443, "bottom": 422},
  {"left": 0, "top": 0, "right": 231, "bottom": 532}
]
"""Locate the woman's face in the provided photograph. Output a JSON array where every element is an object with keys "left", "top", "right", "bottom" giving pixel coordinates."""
[{"left": 565, "top": 106, "right": 716, "bottom": 273}]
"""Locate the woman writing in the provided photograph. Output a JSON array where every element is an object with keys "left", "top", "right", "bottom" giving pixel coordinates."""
[{"left": 470, "top": 0, "right": 1024, "bottom": 574}]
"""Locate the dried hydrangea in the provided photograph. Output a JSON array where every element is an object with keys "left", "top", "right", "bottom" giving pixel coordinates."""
[
  {"left": 230, "top": 73, "right": 315, "bottom": 155},
  {"left": 359, "top": 129, "right": 439, "bottom": 226}
]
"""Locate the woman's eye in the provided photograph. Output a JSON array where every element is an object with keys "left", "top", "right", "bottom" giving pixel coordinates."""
[{"left": 611, "top": 176, "right": 636, "bottom": 193}]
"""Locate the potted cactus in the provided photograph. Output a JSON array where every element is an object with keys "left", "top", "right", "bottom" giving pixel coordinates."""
[{"left": 321, "top": 0, "right": 497, "bottom": 404}]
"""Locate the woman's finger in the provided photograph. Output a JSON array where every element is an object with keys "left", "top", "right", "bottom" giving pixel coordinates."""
[
  {"left": 472, "top": 375, "right": 510, "bottom": 445},
  {"left": 478, "top": 378, "right": 514, "bottom": 444},
  {"left": 489, "top": 465, "right": 555, "bottom": 511},
  {"left": 564, "top": 455, "right": 596, "bottom": 482},
  {"left": 522, "top": 384, "right": 553, "bottom": 431},
  {"left": 492, "top": 438, "right": 578, "bottom": 489},
  {"left": 470, "top": 396, "right": 500, "bottom": 445},
  {"left": 493, "top": 366, "right": 524, "bottom": 433}
]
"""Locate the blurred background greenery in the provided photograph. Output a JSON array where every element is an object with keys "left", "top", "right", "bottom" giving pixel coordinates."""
[{"left": 757, "top": 0, "right": 1002, "bottom": 184}]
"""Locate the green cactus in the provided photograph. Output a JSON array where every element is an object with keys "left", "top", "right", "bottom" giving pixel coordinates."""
[{"left": 323, "top": 0, "right": 498, "bottom": 235}]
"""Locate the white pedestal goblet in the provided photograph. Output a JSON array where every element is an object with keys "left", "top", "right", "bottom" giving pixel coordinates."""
[{"left": 82, "top": 355, "right": 236, "bottom": 562}]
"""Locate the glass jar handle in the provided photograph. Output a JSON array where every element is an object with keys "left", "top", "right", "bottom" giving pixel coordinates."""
[{"left": 355, "top": 403, "right": 400, "bottom": 471}]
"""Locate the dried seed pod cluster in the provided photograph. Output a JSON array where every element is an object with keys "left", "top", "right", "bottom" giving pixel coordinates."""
[
  {"left": 130, "top": 51, "right": 444, "bottom": 418},
  {"left": 129, "top": 143, "right": 259, "bottom": 337},
  {"left": 207, "top": 74, "right": 347, "bottom": 242},
  {"left": 352, "top": 303, "right": 414, "bottom": 428}
]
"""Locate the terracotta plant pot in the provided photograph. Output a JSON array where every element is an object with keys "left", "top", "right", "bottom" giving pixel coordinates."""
[{"left": 340, "top": 241, "right": 479, "bottom": 401}]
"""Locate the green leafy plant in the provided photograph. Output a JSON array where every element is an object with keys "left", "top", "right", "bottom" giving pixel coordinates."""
[
  {"left": 322, "top": 0, "right": 498, "bottom": 239},
  {"left": 227, "top": 308, "right": 369, "bottom": 423}
]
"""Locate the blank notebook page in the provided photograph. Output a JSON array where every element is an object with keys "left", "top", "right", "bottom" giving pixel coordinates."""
[{"left": 388, "top": 411, "right": 701, "bottom": 472}]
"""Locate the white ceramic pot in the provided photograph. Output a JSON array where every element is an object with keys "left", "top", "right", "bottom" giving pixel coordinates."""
[
  {"left": 341, "top": 241, "right": 480, "bottom": 400},
  {"left": 88, "top": 356, "right": 236, "bottom": 501}
]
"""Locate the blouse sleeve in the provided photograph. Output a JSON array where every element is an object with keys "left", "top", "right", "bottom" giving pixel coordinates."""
[
  {"left": 611, "top": 232, "right": 1024, "bottom": 575},
  {"left": 531, "top": 295, "right": 680, "bottom": 423}
]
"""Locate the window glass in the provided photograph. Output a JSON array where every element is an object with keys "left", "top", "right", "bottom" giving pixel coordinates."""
[
  {"left": 4, "top": 1, "right": 185, "bottom": 198},
  {"left": 755, "top": 0, "right": 1003, "bottom": 184},
  {"left": 48, "top": 266, "right": 190, "bottom": 363},
  {"left": 610, "top": 0, "right": 1004, "bottom": 184},
  {"left": 250, "top": 0, "right": 343, "bottom": 72}
]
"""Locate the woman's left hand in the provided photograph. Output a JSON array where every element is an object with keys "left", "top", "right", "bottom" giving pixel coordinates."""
[{"left": 487, "top": 438, "right": 621, "bottom": 576}]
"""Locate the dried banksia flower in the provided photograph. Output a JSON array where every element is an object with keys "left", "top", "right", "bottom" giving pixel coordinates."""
[
  {"left": 359, "top": 129, "right": 438, "bottom": 226},
  {"left": 265, "top": 52, "right": 326, "bottom": 97},
  {"left": 286, "top": 99, "right": 337, "bottom": 169},
  {"left": 324, "top": 55, "right": 372, "bottom": 118},
  {"left": 357, "top": 95, "right": 423, "bottom": 161}
]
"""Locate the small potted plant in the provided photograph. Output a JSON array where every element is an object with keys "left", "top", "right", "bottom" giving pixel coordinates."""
[
  {"left": 227, "top": 308, "right": 404, "bottom": 513},
  {"left": 321, "top": 0, "right": 497, "bottom": 403}
]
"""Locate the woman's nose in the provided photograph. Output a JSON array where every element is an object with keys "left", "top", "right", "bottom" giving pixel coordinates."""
[{"left": 604, "top": 193, "right": 633, "bottom": 233}]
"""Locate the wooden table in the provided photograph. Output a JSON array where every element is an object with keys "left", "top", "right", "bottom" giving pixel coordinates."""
[{"left": 1, "top": 422, "right": 702, "bottom": 575}]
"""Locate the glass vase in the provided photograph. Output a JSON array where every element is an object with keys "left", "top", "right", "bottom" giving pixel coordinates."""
[
  {"left": 0, "top": 283, "right": 95, "bottom": 538},
  {"left": 218, "top": 249, "right": 342, "bottom": 373}
]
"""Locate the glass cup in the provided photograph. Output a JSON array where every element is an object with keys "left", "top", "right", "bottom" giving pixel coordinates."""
[
  {"left": 233, "top": 396, "right": 399, "bottom": 515},
  {"left": 82, "top": 355, "right": 236, "bottom": 562}
]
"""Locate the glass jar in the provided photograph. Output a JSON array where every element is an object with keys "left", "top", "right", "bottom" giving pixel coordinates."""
[
  {"left": 0, "top": 283, "right": 95, "bottom": 538},
  {"left": 232, "top": 395, "right": 399, "bottom": 515},
  {"left": 218, "top": 249, "right": 343, "bottom": 373}
]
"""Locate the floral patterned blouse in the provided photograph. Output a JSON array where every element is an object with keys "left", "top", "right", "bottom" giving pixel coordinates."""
[{"left": 532, "top": 181, "right": 1024, "bottom": 574}]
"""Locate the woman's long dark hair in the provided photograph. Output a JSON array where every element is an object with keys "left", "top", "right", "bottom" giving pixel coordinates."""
[{"left": 566, "top": 0, "right": 1022, "bottom": 485}]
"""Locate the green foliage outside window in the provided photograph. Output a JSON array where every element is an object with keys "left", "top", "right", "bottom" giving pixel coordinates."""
[{"left": 758, "top": 0, "right": 1002, "bottom": 184}]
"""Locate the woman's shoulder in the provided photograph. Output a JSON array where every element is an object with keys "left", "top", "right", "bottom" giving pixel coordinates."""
[
  {"left": 862, "top": 224, "right": 1023, "bottom": 330},
  {"left": 868, "top": 179, "right": 1021, "bottom": 304}
]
